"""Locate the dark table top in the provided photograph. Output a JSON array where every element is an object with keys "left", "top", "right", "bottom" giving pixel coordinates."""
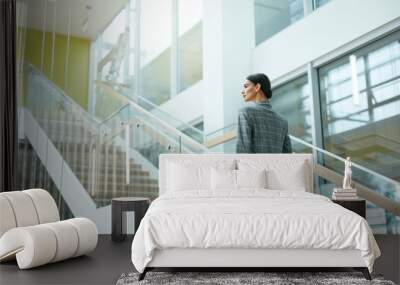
[{"left": 112, "top": 197, "right": 150, "bottom": 202}]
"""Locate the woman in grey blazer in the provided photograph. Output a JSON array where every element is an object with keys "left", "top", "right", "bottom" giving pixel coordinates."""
[{"left": 236, "top": 73, "right": 292, "bottom": 153}]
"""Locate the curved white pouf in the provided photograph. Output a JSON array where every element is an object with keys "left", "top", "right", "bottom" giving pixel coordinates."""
[
  {"left": 0, "top": 218, "right": 98, "bottom": 269},
  {"left": 0, "top": 189, "right": 98, "bottom": 269}
]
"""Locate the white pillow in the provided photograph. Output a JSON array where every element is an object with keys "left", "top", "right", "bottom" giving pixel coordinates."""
[
  {"left": 211, "top": 168, "right": 236, "bottom": 190},
  {"left": 238, "top": 159, "right": 310, "bottom": 191},
  {"left": 236, "top": 169, "right": 267, "bottom": 189},
  {"left": 167, "top": 163, "right": 211, "bottom": 191},
  {"left": 167, "top": 160, "right": 236, "bottom": 191},
  {"left": 266, "top": 162, "right": 307, "bottom": 191}
]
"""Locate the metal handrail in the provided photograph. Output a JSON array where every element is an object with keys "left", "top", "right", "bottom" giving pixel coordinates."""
[
  {"left": 98, "top": 103, "right": 130, "bottom": 126},
  {"left": 290, "top": 136, "right": 400, "bottom": 187}
]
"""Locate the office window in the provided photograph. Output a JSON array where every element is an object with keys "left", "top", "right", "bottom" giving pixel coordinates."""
[
  {"left": 178, "top": 0, "right": 203, "bottom": 93},
  {"left": 255, "top": 0, "right": 304, "bottom": 45},
  {"left": 271, "top": 75, "right": 312, "bottom": 151}
]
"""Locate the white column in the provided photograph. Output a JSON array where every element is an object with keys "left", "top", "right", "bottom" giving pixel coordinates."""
[
  {"left": 171, "top": 0, "right": 179, "bottom": 97},
  {"left": 202, "top": 0, "right": 255, "bottom": 135}
]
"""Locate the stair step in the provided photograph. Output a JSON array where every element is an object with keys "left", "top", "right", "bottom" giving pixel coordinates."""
[
  {"left": 78, "top": 178, "right": 158, "bottom": 187},
  {"left": 75, "top": 169, "right": 150, "bottom": 177},
  {"left": 92, "top": 190, "right": 159, "bottom": 200},
  {"left": 70, "top": 163, "right": 143, "bottom": 171}
]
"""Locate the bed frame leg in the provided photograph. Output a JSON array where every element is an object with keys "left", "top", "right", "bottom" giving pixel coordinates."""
[
  {"left": 354, "top": 267, "right": 371, "bottom": 280},
  {"left": 138, "top": 268, "right": 148, "bottom": 281}
]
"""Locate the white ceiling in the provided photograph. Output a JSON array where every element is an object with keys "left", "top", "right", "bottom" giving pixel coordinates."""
[{"left": 26, "top": 0, "right": 128, "bottom": 40}]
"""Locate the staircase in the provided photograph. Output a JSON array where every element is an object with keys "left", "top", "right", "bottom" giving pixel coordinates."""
[
  {"left": 23, "top": 63, "right": 206, "bottom": 212},
  {"left": 65, "top": 142, "right": 159, "bottom": 207}
]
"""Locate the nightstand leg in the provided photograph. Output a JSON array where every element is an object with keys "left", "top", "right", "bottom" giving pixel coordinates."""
[{"left": 111, "top": 204, "right": 123, "bottom": 241}]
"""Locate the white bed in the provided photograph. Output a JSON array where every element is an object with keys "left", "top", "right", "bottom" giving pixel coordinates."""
[{"left": 131, "top": 154, "right": 380, "bottom": 280}]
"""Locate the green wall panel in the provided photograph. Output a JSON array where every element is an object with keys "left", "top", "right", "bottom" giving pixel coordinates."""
[{"left": 24, "top": 28, "right": 90, "bottom": 110}]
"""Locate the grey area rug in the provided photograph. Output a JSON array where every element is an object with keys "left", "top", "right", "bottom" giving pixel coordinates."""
[{"left": 116, "top": 272, "right": 395, "bottom": 285}]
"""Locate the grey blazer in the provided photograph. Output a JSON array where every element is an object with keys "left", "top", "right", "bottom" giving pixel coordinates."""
[{"left": 236, "top": 101, "right": 292, "bottom": 153}]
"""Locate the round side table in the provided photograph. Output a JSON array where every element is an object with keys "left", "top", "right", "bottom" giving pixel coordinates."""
[{"left": 111, "top": 197, "right": 150, "bottom": 242}]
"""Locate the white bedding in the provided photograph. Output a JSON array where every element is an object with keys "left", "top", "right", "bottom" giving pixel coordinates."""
[{"left": 131, "top": 190, "right": 380, "bottom": 273}]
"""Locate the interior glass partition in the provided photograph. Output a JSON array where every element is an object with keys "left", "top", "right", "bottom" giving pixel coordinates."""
[
  {"left": 271, "top": 75, "right": 312, "bottom": 150},
  {"left": 313, "top": 0, "right": 332, "bottom": 9},
  {"left": 319, "top": 32, "right": 400, "bottom": 183},
  {"left": 139, "top": 0, "right": 172, "bottom": 105},
  {"left": 318, "top": 32, "right": 400, "bottom": 233},
  {"left": 178, "top": 0, "right": 203, "bottom": 93}
]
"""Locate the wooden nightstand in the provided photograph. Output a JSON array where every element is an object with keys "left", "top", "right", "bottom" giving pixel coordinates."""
[{"left": 332, "top": 199, "right": 366, "bottom": 218}]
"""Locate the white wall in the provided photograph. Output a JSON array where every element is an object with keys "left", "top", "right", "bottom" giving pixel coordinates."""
[
  {"left": 202, "top": 0, "right": 255, "bottom": 134},
  {"left": 253, "top": 0, "right": 400, "bottom": 81}
]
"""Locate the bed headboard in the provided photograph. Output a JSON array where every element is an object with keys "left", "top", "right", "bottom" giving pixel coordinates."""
[{"left": 159, "top": 154, "right": 313, "bottom": 195}]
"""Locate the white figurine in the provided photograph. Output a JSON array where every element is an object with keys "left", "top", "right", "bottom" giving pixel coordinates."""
[{"left": 343, "top": 157, "right": 353, "bottom": 189}]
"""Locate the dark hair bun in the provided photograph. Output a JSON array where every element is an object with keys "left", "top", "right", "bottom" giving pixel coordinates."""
[{"left": 246, "top": 73, "right": 272, "bottom": 99}]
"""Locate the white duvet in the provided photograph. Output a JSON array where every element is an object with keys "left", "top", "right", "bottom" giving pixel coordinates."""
[{"left": 131, "top": 190, "right": 380, "bottom": 273}]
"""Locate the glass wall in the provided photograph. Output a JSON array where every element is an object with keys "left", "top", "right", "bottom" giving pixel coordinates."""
[
  {"left": 92, "top": 0, "right": 203, "bottom": 109},
  {"left": 271, "top": 75, "right": 312, "bottom": 151},
  {"left": 255, "top": 0, "right": 304, "bottom": 45},
  {"left": 139, "top": 0, "right": 172, "bottom": 105},
  {"left": 319, "top": 32, "right": 400, "bottom": 182},
  {"left": 178, "top": 0, "right": 203, "bottom": 93},
  {"left": 319, "top": 32, "right": 400, "bottom": 233},
  {"left": 97, "top": 8, "right": 129, "bottom": 85},
  {"left": 313, "top": 0, "right": 331, "bottom": 9},
  {"left": 255, "top": 0, "right": 335, "bottom": 45}
]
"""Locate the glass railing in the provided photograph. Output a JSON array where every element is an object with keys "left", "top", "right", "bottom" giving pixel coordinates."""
[
  {"left": 95, "top": 80, "right": 205, "bottom": 143},
  {"left": 207, "top": 124, "right": 400, "bottom": 234},
  {"left": 25, "top": 63, "right": 207, "bottom": 208}
]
